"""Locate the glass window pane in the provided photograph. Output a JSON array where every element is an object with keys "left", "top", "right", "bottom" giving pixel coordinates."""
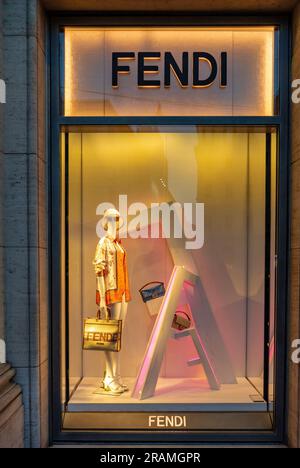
[{"left": 60, "top": 125, "right": 277, "bottom": 431}]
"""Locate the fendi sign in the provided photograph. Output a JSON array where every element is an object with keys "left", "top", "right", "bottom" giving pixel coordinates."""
[
  {"left": 112, "top": 51, "right": 227, "bottom": 88},
  {"left": 65, "top": 28, "right": 274, "bottom": 115}
]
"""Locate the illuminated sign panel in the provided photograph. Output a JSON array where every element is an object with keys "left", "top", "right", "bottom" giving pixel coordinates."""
[{"left": 64, "top": 28, "right": 275, "bottom": 116}]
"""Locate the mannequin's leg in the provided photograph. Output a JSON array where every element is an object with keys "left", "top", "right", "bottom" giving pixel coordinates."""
[
  {"left": 103, "top": 302, "right": 121, "bottom": 383},
  {"left": 103, "top": 352, "right": 113, "bottom": 381},
  {"left": 115, "top": 296, "right": 128, "bottom": 378}
]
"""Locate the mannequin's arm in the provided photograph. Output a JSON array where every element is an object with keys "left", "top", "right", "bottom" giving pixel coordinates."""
[
  {"left": 96, "top": 275, "right": 108, "bottom": 313},
  {"left": 93, "top": 240, "right": 108, "bottom": 313}
]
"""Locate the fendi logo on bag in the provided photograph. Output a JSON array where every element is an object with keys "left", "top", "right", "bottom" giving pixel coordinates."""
[{"left": 84, "top": 332, "right": 120, "bottom": 343}]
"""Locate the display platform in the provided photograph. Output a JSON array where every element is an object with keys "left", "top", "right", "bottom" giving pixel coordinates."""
[{"left": 67, "top": 377, "right": 267, "bottom": 412}]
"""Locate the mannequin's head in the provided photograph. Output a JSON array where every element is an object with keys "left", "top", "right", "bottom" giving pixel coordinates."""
[{"left": 102, "top": 208, "right": 123, "bottom": 238}]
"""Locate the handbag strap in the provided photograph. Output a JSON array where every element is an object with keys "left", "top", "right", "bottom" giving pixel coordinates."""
[
  {"left": 97, "top": 306, "right": 111, "bottom": 321},
  {"left": 105, "top": 307, "right": 111, "bottom": 321},
  {"left": 175, "top": 310, "right": 191, "bottom": 323},
  {"left": 139, "top": 281, "right": 164, "bottom": 293}
]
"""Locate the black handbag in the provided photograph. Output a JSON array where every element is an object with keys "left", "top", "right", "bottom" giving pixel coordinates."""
[
  {"left": 172, "top": 310, "right": 191, "bottom": 331},
  {"left": 139, "top": 281, "right": 165, "bottom": 303}
]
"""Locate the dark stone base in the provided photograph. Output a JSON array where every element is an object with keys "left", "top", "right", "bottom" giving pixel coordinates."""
[{"left": 0, "top": 364, "right": 24, "bottom": 448}]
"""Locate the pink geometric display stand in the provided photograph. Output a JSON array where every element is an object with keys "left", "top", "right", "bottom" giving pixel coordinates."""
[
  {"left": 131, "top": 266, "right": 222, "bottom": 400},
  {"left": 172, "top": 327, "right": 220, "bottom": 390}
]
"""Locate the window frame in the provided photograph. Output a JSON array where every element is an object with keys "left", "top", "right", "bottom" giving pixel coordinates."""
[{"left": 49, "top": 13, "right": 290, "bottom": 445}]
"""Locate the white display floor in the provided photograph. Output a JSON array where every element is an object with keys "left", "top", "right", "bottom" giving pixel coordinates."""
[{"left": 67, "top": 377, "right": 267, "bottom": 412}]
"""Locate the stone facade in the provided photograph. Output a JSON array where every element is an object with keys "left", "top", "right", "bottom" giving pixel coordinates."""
[
  {"left": 288, "top": 0, "right": 300, "bottom": 449},
  {"left": 0, "top": 0, "right": 300, "bottom": 448},
  {"left": 0, "top": 364, "right": 24, "bottom": 448},
  {"left": 42, "top": 0, "right": 298, "bottom": 12},
  {"left": 0, "top": 0, "right": 4, "bottom": 345},
  {"left": 0, "top": 0, "right": 47, "bottom": 448}
]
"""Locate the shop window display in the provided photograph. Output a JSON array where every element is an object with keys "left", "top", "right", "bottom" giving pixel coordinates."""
[
  {"left": 54, "top": 23, "right": 283, "bottom": 434},
  {"left": 60, "top": 126, "right": 277, "bottom": 428}
]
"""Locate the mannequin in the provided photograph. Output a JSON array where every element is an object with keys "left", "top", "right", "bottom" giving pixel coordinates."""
[{"left": 93, "top": 208, "right": 131, "bottom": 396}]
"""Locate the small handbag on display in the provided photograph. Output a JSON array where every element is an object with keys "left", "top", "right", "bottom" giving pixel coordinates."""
[
  {"left": 172, "top": 310, "right": 191, "bottom": 331},
  {"left": 83, "top": 308, "right": 122, "bottom": 352},
  {"left": 139, "top": 281, "right": 166, "bottom": 303}
]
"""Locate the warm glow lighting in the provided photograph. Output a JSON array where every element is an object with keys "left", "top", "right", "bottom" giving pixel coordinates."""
[
  {"left": 64, "top": 27, "right": 275, "bottom": 117},
  {"left": 265, "top": 31, "right": 275, "bottom": 115},
  {"left": 64, "top": 29, "right": 72, "bottom": 116}
]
